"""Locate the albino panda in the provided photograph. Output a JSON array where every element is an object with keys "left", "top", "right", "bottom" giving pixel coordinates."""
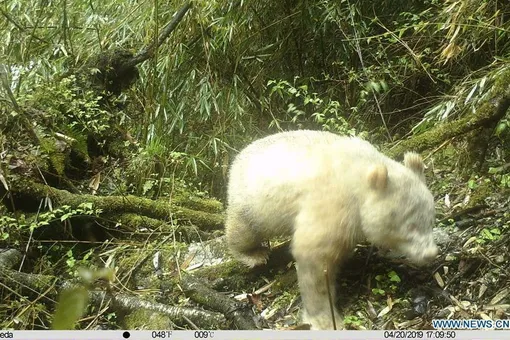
[{"left": 225, "top": 130, "right": 439, "bottom": 330}]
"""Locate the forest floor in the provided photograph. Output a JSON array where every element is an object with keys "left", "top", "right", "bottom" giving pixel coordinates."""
[
  {"left": 159, "top": 153, "right": 510, "bottom": 330},
  {"left": 1, "top": 144, "right": 509, "bottom": 331}
]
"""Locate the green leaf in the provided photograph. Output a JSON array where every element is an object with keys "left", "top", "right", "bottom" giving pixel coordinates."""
[
  {"left": 79, "top": 202, "right": 93, "bottom": 211},
  {"left": 60, "top": 213, "right": 72, "bottom": 221},
  {"left": 372, "top": 288, "right": 385, "bottom": 295},
  {"left": 468, "top": 179, "right": 477, "bottom": 189},
  {"left": 142, "top": 180, "right": 155, "bottom": 195},
  {"left": 494, "top": 121, "right": 508, "bottom": 137},
  {"left": 388, "top": 270, "right": 401, "bottom": 283},
  {"left": 52, "top": 287, "right": 89, "bottom": 330},
  {"left": 490, "top": 228, "right": 501, "bottom": 235},
  {"left": 480, "top": 228, "right": 495, "bottom": 240}
]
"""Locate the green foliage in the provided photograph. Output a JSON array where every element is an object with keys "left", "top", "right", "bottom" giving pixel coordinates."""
[
  {"left": 50, "top": 203, "right": 102, "bottom": 223},
  {"left": 488, "top": 166, "right": 510, "bottom": 188},
  {"left": 25, "top": 75, "right": 110, "bottom": 135},
  {"left": 61, "top": 125, "right": 89, "bottom": 158},
  {"left": 372, "top": 270, "right": 402, "bottom": 296},
  {"left": 1, "top": 0, "right": 510, "bottom": 331},
  {"left": 476, "top": 227, "right": 501, "bottom": 244},
  {"left": 52, "top": 268, "right": 115, "bottom": 329},
  {"left": 39, "top": 136, "right": 66, "bottom": 175},
  {"left": 387, "top": 270, "right": 402, "bottom": 283},
  {"left": 498, "top": 174, "right": 510, "bottom": 188},
  {"left": 0, "top": 203, "right": 102, "bottom": 244},
  {"left": 2, "top": 72, "right": 106, "bottom": 179},
  {"left": 65, "top": 249, "right": 77, "bottom": 270},
  {"left": 468, "top": 179, "right": 478, "bottom": 190},
  {"left": 0, "top": 216, "right": 17, "bottom": 241},
  {"left": 2, "top": 0, "right": 510, "bottom": 192},
  {"left": 52, "top": 287, "right": 89, "bottom": 330},
  {"left": 267, "top": 79, "right": 359, "bottom": 136},
  {"left": 125, "top": 137, "right": 208, "bottom": 197},
  {"left": 412, "top": 66, "right": 510, "bottom": 135},
  {"left": 343, "top": 315, "right": 363, "bottom": 327},
  {"left": 371, "top": 288, "right": 386, "bottom": 296}
]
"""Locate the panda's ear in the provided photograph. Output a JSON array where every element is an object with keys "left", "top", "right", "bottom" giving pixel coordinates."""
[
  {"left": 403, "top": 152, "right": 426, "bottom": 182},
  {"left": 368, "top": 164, "right": 388, "bottom": 191}
]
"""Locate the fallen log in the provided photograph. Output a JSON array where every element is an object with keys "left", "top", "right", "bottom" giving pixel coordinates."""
[
  {"left": 181, "top": 274, "right": 258, "bottom": 330},
  {"left": 387, "top": 73, "right": 510, "bottom": 158},
  {"left": 5, "top": 181, "right": 224, "bottom": 231},
  {"left": 0, "top": 265, "right": 226, "bottom": 329}
]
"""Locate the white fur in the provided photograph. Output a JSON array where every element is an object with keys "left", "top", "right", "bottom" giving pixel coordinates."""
[{"left": 225, "top": 130, "right": 439, "bottom": 329}]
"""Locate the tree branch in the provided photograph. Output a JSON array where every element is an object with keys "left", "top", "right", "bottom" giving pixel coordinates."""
[{"left": 126, "top": 2, "right": 193, "bottom": 69}]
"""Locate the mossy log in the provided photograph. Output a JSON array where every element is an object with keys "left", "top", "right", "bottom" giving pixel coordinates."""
[
  {"left": 83, "top": 286, "right": 226, "bottom": 329},
  {"left": 387, "top": 72, "right": 510, "bottom": 159},
  {"left": 108, "top": 213, "right": 217, "bottom": 242},
  {"left": 0, "top": 265, "right": 225, "bottom": 329},
  {"left": 0, "top": 249, "right": 23, "bottom": 269},
  {"left": 6, "top": 180, "right": 224, "bottom": 231},
  {"left": 181, "top": 274, "right": 258, "bottom": 330}
]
